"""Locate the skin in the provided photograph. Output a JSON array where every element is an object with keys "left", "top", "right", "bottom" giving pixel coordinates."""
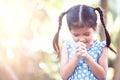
[{"left": 60, "top": 26, "right": 108, "bottom": 80}]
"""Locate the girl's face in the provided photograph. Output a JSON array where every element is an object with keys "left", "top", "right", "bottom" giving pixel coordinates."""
[{"left": 70, "top": 26, "right": 96, "bottom": 49}]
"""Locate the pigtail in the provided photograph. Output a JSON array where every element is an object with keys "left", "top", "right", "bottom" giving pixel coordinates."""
[
  {"left": 95, "top": 7, "right": 117, "bottom": 54},
  {"left": 53, "top": 12, "right": 67, "bottom": 56}
]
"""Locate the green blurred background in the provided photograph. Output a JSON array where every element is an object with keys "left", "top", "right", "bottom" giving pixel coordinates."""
[{"left": 0, "top": 0, "right": 120, "bottom": 80}]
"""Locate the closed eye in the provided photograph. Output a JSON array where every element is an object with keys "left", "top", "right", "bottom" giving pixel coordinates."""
[
  {"left": 73, "top": 34, "right": 80, "bottom": 37},
  {"left": 84, "top": 32, "right": 90, "bottom": 36}
]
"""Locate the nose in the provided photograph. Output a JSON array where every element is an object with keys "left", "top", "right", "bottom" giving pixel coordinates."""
[{"left": 79, "top": 37, "right": 85, "bottom": 42}]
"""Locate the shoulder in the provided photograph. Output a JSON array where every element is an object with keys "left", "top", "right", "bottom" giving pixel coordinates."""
[
  {"left": 62, "top": 40, "right": 75, "bottom": 49},
  {"left": 89, "top": 40, "right": 106, "bottom": 52},
  {"left": 94, "top": 40, "right": 106, "bottom": 48},
  {"left": 60, "top": 40, "right": 73, "bottom": 55},
  {"left": 88, "top": 40, "right": 107, "bottom": 58},
  {"left": 99, "top": 41, "right": 108, "bottom": 58}
]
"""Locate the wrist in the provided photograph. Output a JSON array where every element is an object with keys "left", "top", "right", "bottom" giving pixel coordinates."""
[
  {"left": 82, "top": 53, "right": 87, "bottom": 58},
  {"left": 75, "top": 53, "right": 81, "bottom": 59},
  {"left": 83, "top": 53, "right": 90, "bottom": 61}
]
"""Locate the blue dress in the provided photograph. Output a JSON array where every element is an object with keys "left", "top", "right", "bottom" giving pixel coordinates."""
[{"left": 63, "top": 40, "right": 106, "bottom": 80}]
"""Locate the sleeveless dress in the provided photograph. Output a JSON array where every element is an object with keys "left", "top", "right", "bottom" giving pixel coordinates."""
[{"left": 62, "top": 40, "right": 106, "bottom": 80}]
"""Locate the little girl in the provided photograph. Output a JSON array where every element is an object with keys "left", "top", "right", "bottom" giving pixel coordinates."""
[{"left": 53, "top": 4, "right": 116, "bottom": 80}]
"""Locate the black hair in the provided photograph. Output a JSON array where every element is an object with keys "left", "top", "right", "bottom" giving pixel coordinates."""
[
  {"left": 53, "top": 4, "right": 116, "bottom": 56},
  {"left": 66, "top": 5, "right": 97, "bottom": 30},
  {"left": 94, "top": 8, "right": 116, "bottom": 53}
]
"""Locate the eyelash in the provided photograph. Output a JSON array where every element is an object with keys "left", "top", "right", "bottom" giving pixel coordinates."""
[
  {"left": 84, "top": 33, "right": 89, "bottom": 36},
  {"left": 74, "top": 34, "right": 79, "bottom": 37}
]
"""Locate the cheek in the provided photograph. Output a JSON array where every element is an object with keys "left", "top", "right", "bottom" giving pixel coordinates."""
[
  {"left": 72, "top": 36, "right": 78, "bottom": 42},
  {"left": 82, "top": 36, "right": 93, "bottom": 43},
  {"left": 72, "top": 36, "right": 90, "bottom": 42},
  {"left": 86, "top": 35, "right": 93, "bottom": 42},
  {"left": 72, "top": 35, "right": 93, "bottom": 42}
]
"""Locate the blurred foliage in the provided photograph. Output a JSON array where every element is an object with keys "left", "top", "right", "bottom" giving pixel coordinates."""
[{"left": 0, "top": 0, "right": 119, "bottom": 80}]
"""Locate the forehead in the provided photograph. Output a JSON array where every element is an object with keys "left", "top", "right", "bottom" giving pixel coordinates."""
[{"left": 70, "top": 26, "right": 94, "bottom": 34}]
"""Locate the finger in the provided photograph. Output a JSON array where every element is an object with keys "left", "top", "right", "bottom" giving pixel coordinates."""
[
  {"left": 79, "top": 41, "right": 86, "bottom": 47},
  {"left": 76, "top": 46, "right": 86, "bottom": 51},
  {"left": 76, "top": 48, "right": 82, "bottom": 52},
  {"left": 79, "top": 50, "right": 86, "bottom": 53},
  {"left": 76, "top": 41, "right": 86, "bottom": 49},
  {"left": 81, "top": 53, "right": 87, "bottom": 57}
]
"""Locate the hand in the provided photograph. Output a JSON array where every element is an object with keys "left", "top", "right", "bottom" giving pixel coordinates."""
[{"left": 75, "top": 41, "right": 87, "bottom": 58}]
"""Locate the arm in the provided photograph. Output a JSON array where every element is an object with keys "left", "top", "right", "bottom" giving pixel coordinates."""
[
  {"left": 84, "top": 46, "right": 108, "bottom": 80},
  {"left": 60, "top": 44, "right": 80, "bottom": 80}
]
